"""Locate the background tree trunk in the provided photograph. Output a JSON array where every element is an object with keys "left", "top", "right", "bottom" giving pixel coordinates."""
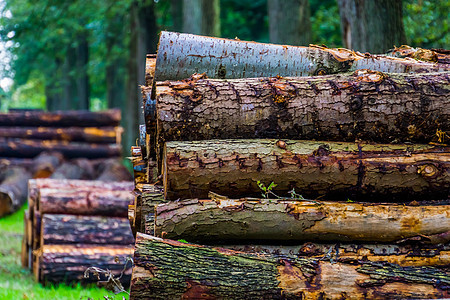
[
  {"left": 268, "top": 0, "right": 311, "bottom": 46},
  {"left": 182, "top": 0, "right": 220, "bottom": 36},
  {"left": 337, "top": 0, "right": 407, "bottom": 53},
  {"left": 170, "top": 0, "right": 183, "bottom": 32},
  {"left": 75, "top": 32, "right": 90, "bottom": 110}
]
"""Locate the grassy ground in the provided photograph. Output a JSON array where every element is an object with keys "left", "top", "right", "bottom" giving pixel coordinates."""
[{"left": 0, "top": 205, "right": 129, "bottom": 300}]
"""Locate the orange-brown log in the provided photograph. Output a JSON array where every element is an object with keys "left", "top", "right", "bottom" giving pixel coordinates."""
[
  {"left": 163, "top": 139, "right": 449, "bottom": 201},
  {"left": 41, "top": 214, "right": 135, "bottom": 245},
  {"left": 0, "top": 109, "right": 121, "bottom": 127},
  {"left": 0, "top": 126, "right": 121, "bottom": 143},
  {"left": 31, "top": 151, "right": 64, "bottom": 178},
  {"left": 130, "top": 233, "right": 449, "bottom": 300},
  {"left": 38, "top": 188, "right": 133, "bottom": 217},
  {"left": 154, "top": 198, "right": 450, "bottom": 243}
]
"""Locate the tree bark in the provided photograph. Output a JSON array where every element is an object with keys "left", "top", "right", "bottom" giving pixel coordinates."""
[
  {"left": 130, "top": 233, "right": 449, "bottom": 300},
  {"left": 387, "top": 45, "right": 450, "bottom": 64},
  {"left": 268, "top": 0, "right": 311, "bottom": 46},
  {"left": 0, "top": 109, "right": 121, "bottom": 127},
  {"left": 41, "top": 214, "right": 134, "bottom": 245},
  {"left": 155, "top": 72, "right": 450, "bottom": 146},
  {"left": 163, "top": 139, "right": 450, "bottom": 201},
  {"left": 337, "top": 0, "right": 407, "bottom": 53},
  {"left": 37, "top": 244, "right": 133, "bottom": 285},
  {"left": 75, "top": 32, "right": 90, "bottom": 110},
  {"left": 154, "top": 198, "right": 450, "bottom": 244},
  {"left": 137, "top": 184, "right": 165, "bottom": 234},
  {"left": 0, "top": 126, "right": 121, "bottom": 143},
  {"left": 154, "top": 32, "right": 448, "bottom": 81},
  {"left": 38, "top": 188, "right": 134, "bottom": 217},
  {"left": 182, "top": 0, "right": 220, "bottom": 37},
  {"left": 0, "top": 167, "right": 32, "bottom": 216},
  {"left": 0, "top": 138, "right": 121, "bottom": 158}
]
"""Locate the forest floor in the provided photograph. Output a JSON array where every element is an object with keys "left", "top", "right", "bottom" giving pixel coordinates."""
[{"left": 0, "top": 205, "right": 129, "bottom": 300}]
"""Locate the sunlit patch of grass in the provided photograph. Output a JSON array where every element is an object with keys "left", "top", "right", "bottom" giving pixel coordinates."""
[{"left": 0, "top": 205, "right": 128, "bottom": 300}]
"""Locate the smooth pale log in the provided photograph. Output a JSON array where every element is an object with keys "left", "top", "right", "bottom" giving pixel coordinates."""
[
  {"left": 155, "top": 71, "right": 450, "bottom": 144},
  {"left": 41, "top": 214, "right": 135, "bottom": 245},
  {"left": 0, "top": 138, "right": 122, "bottom": 158},
  {"left": 154, "top": 198, "right": 450, "bottom": 243},
  {"left": 0, "top": 167, "right": 32, "bottom": 216},
  {"left": 37, "top": 244, "right": 133, "bottom": 285},
  {"left": 130, "top": 233, "right": 449, "bottom": 300},
  {"left": 163, "top": 139, "right": 450, "bottom": 201},
  {"left": 155, "top": 32, "right": 448, "bottom": 81},
  {"left": 0, "top": 109, "right": 121, "bottom": 127},
  {"left": 0, "top": 126, "right": 121, "bottom": 143},
  {"left": 38, "top": 188, "right": 134, "bottom": 217}
]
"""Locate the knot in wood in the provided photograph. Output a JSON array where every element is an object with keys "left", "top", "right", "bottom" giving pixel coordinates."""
[{"left": 417, "top": 164, "right": 438, "bottom": 178}]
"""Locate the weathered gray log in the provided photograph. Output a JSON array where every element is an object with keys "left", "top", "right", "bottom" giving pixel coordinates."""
[
  {"left": 0, "top": 167, "right": 32, "bottom": 216},
  {"left": 0, "top": 126, "right": 121, "bottom": 143},
  {"left": 49, "top": 159, "right": 94, "bottom": 180},
  {"left": 96, "top": 158, "right": 133, "bottom": 182},
  {"left": 163, "top": 139, "right": 450, "bottom": 201},
  {"left": 38, "top": 188, "right": 134, "bottom": 217},
  {"left": 41, "top": 214, "right": 135, "bottom": 245},
  {"left": 130, "top": 233, "right": 449, "bottom": 300},
  {"left": 37, "top": 244, "right": 133, "bottom": 286},
  {"left": 155, "top": 71, "right": 450, "bottom": 145},
  {"left": 154, "top": 198, "right": 450, "bottom": 243},
  {"left": 0, "top": 138, "right": 122, "bottom": 158},
  {"left": 0, "top": 109, "right": 121, "bottom": 127},
  {"left": 155, "top": 32, "right": 448, "bottom": 81},
  {"left": 31, "top": 151, "right": 64, "bottom": 178}
]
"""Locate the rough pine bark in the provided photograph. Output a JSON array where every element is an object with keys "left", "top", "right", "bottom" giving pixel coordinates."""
[
  {"left": 155, "top": 71, "right": 450, "bottom": 146},
  {"left": 41, "top": 214, "right": 134, "bottom": 245},
  {"left": 337, "top": 0, "right": 407, "bottom": 53},
  {"left": 129, "top": 233, "right": 449, "bottom": 300},
  {"left": 154, "top": 198, "right": 450, "bottom": 243},
  {"left": 268, "top": 0, "right": 311, "bottom": 46},
  {"left": 163, "top": 139, "right": 449, "bottom": 201},
  {"left": 154, "top": 32, "right": 448, "bottom": 81}
]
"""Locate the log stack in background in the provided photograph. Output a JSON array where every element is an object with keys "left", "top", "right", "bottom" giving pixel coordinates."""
[
  {"left": 0, "top": 109, "right": 131, "bottom": 217},
  {"left": 130, "top": 32, "right": 449, "bottom": 299},
  {"left": 22, "top": 179, "right": 135, "bottom": 286}
]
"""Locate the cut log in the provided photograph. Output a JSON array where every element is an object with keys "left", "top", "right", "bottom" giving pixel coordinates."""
[
  {"left": 0, "top": 138, "right": 121, "bottom": 158},
  {"left": 154, "top": 198, "right": 450, "bottom": 243},
  {"left": 163, "top": 139, "right": 450, "bottom": 201},
  {"left": 0, "top": 167, "right": 32, "bottom": 216},
  {"left": 96, "top": 158, "right": 133, "bottom": 182},
  {"left": 37, "top": 244, "right": 133, "bottom": 285},
  {"left": 387, "top": 45, "right": 450, "bottom": 64},
  {"left": 223, "top": 242, "right": 450, "bottom": 267},
  {"left": 41, "top": 214, "right": 135, "bottom": 245},
  {"left": 49, "top": 160, "right": 94, "bottom": 180},
  {"left": 38, "top": 188, "right": 134, "bottom": 217},
  {"left": 145, "top": 54, "right": 157, "bottom": 87},
  {"left": 0, "top": 109, "right": 121, "bottom": 127},
  {"left": 154, "top": 32, "right": 448, "bottom": 81},
  {"left": 0, "top": 126, "right": 122, "bottom": 143},
  {"left": 130, "top": 233, "right": 449, "bottom": 300},
  {"left": 136, "top": 184, "right": 165, "bottom": 234},
  {"left": 155, "top": 71, "right": 450, "bottom": 145},
  {"left": 31, "top": 151, "right": 64, "bottom": 178}
]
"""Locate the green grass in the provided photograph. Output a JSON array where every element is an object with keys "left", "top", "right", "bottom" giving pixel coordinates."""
[{"left": 0, "top": 205, "right": 128, "bottom": 300}]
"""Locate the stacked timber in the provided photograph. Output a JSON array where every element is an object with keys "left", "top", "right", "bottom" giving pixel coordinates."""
[
  {"left": 0, "top": 109, "right": 131, "bottom": 217},
  {"left": 129, "top": 32, "right": 450, "bottom": 299},
  {"left": 22, "top": 179, "right": 135, "bottom": 286}
]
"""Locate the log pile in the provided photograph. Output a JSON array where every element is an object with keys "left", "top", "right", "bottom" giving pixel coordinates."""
[
  {"left": 129, "top": 32, "right": 449, "bottom": 299},
  {"left": 22, "top": 179, "right": 135, "bottom": 286},
  {"left": 0, "top": 109, "right": 131, "bottom": 217}
]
